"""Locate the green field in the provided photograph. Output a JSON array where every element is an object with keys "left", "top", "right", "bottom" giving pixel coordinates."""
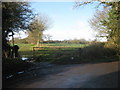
[
  {"left": 17, "top": 43, "right": 118, "bottom": 64},
  {"left": 42, "top": 43, "right": 88, "bottom": 47},
  {"left": 18, "top": 43, "right": 88, "bottom": 51},
  {"left": 17, "top": 43, "right": 88, "bottom": 62}
]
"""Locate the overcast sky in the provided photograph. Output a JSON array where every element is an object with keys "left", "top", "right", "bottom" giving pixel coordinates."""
[{"left": 15, "top": 2, "right": 105, "bottom": 41}]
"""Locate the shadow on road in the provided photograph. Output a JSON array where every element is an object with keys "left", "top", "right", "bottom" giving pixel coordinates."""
[{"left": 80, "top": 71, "right": 120, "bottom": 88}]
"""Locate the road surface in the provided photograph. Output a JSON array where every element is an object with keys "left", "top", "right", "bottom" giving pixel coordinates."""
[{"left": 6, "top": 61, "right": 120, "bottom": 88}]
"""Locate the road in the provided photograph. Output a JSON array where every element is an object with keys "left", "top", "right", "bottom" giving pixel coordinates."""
[{"left": 7, "top": 61, "right": 119, "bottom": 88}]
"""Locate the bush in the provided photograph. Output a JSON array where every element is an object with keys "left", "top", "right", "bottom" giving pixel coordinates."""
[
  {"left": 104, "top": 42, "right": 120, "bottom": 59},
  {"left": 80, "top": 42, "right": 118, "bottom": 60}
]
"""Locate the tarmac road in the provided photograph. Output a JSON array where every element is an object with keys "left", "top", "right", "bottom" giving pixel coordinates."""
[{"left": 7, "top": 61, "right": 120, "bottom": 88}]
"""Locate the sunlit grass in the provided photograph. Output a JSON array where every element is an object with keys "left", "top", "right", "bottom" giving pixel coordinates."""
[
  {"left": 18, "top": 43, "right": 35, "bottom": 51},
  {"left": 17, "top": 43, "right": 119, "bottom": 64},
  {"left": 42, "top": 43, "right": 88, "bottom": 47},
  {"left": 18, "top": 43, "right": 88, "bottom": 57}
]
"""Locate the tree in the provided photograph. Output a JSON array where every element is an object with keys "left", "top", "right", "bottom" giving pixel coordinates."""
[
  {"left": 102, "top": 2, "right": 120, "bottom": 47},
  {"left": 89, "top": 7, "right": 110, "bottom": 39},
  {"left": 75, "top": 1, "right": 120, "bottom": 51},
  {"left": 27, "top": 14, "right": 51, "bottom": 46},
  {"left": 43, "top": 34, "right": 52, "bottom": 43},
  {"left": 2, "top": 2, "right": 34, "bottom": 58},
  {"left": 13, "top": 38, "right": 28, "bottom": 44},
  {"left": 89, "top": 2, "right": 120, "bottom": 49}
]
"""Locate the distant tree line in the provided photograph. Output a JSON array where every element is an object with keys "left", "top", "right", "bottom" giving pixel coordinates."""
[{"left": 13, "top": 38, "right": 90, "bottom": 44}]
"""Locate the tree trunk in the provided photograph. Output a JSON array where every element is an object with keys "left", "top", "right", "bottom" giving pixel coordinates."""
[{"left": 37, "top": 33, "right": 40, "bottom": 47}]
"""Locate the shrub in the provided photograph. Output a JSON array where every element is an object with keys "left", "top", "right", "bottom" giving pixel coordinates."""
[
  {"left": 104, "top": 42, "right": 120, "bottom": 59},
  {"left": 80, "top": 42, "right": 118, "bottom": 60}
]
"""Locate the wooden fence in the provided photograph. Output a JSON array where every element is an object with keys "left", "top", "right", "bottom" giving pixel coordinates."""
[{"left": 32, "top": 46, "right": 80, "bottom": 51}]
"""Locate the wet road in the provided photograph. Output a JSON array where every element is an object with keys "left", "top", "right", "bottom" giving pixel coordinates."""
[{"left": 13, "top": 61, "right": 119, "bottom": 88}]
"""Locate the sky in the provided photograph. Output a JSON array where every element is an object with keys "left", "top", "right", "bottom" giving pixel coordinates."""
[{"left": 15, "top": 2, "right": 105, "bottom": 41}]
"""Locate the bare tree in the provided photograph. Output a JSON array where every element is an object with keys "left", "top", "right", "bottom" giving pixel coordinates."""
[
  {"left": 89, "top": 7, "right": 110, "bottom": 38},
  {"left": 27, "top": 14, "right": 52, "bottom": 46},
  {"left": 43, "top": 34, "right": 52, "bottom": 43}
]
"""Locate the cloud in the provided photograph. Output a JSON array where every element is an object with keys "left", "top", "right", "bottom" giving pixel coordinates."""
[{"left": 43, "top": 21, "right": 96, "bottom": 41}]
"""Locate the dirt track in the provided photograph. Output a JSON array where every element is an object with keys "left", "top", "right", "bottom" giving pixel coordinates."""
[{"left": 6, "top": 61, "right": 120, "bottom": 88}]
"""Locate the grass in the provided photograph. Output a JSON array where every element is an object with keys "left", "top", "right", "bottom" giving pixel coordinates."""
[
  {"left": 17, "top": 43, "right": 119, "bottom": 64},
  {"left": 18, "top": 43, "right": 35, "bottom": 51},
  {"left": 17, "top": 43, "right": 88, "bottom": 57},
  {"left": 43, "top": 43, "right": 88, "bottom": 47}
]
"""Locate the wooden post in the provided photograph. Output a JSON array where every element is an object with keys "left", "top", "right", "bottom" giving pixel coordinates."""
[
  {"left": 11, "top": 31, "right": 15, "bottom": 58},
  {"left": 11, "top": 31, "right": 14, "bottom": 46}
]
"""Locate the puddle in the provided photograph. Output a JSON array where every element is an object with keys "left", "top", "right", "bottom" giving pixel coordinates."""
[
  {"left": 17, "top": 71, "right": 24, "bottom": 74},
  {"left": 6, "top": 71, "right": 25, "bottom": 79},
  {"left": 22, "top": 57, "right": 29, "bottom": 61},
  {"left": 6, "top": 75, "right": 14, "bottom": 79}
]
